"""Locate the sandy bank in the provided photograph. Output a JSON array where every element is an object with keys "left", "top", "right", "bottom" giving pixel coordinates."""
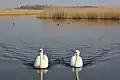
[{"left": 0, "top": 9, "right": 43, "bottom": 16}]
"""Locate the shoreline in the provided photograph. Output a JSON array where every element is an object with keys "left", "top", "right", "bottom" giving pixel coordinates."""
[
  {"left": 0, "top": 9, "right": 43, "bottom": 16},
  {"left": 40, "top": 19, "right": 120, "bottom": 26}
]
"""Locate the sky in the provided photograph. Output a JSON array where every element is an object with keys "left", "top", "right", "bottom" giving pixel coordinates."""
[{"left": 0, "top": 0, "right": 120, "bottom": 8}]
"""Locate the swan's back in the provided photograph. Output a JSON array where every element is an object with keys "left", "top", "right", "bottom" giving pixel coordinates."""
[
  {"left": 43, "top": 55, "right": 49, "bottom": 67},
  {"left": 34, "top": 56, "right": 40, "bottom": 68}
]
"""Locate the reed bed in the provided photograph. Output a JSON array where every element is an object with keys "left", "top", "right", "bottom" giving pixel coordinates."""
[{"left": 37, "top": 7, "right": 120, "bottom": 20}]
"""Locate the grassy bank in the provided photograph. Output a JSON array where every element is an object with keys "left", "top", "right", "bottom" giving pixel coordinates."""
[
  {"left": 37, "top": 7, "right": 120, "bottom": 20},
  {"left": 0, "top": 9, "right": 43, "bottom": 16}
]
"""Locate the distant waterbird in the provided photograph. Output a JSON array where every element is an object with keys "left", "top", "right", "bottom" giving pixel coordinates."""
[
  {"left": 57, "top": 24, "right": 59, "bottom": 26},
  {"left": 70, "top": 50, "right": 83, "bottom": 68},
  {"left": 13, "top": 21, "right": 15, "bottom": 25},
  {"left": 34, "top": 48, "right": 49, "bottom": 69}
]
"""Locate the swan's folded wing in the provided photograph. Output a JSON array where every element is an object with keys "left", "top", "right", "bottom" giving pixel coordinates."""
[
  {"left": 43, "top": 55, "right": 49, "bottom": 63},
  {"left": 70, "top": 56, "right": 76, "bottom": 66},
  {"left": 34, "top": 56, "right": 40, "bottom": 68}
]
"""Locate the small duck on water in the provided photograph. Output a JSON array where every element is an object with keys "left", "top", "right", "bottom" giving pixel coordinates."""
[
  {"left": 57, "top": 24, "right": 59, "bottom": 26},
  {"left": 34, "top": 48, "right": 49, "bottom": 69},
  {"left": 70, "top": 50, "right": 83, "bottom": 68},
  {"left": 13, "top": 21, "right": 15, "bottom": 25}
]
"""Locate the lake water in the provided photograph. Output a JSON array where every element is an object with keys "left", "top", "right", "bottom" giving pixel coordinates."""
[{"left": 0, "top": 16, "right": 120, "bottom": 80}]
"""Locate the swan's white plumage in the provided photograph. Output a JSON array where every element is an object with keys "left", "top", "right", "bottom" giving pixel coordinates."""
[
  {"left": 70, "top": 50, "right": 83, "bottom": 68},
  {"left": 34, "top": 48, "right": 48, "bottom": 69}
]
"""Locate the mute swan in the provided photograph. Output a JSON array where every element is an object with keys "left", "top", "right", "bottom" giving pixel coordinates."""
[
  {"left": 34, "top": 48, "right": 48, "bottom": 69},
  {"left": 70, "top": 50, "right": 83, "bottom": 68}
]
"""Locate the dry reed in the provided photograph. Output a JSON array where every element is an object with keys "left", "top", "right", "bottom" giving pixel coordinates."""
[{"left": 37, "top": 7, "right": 120, "bottom": 20}]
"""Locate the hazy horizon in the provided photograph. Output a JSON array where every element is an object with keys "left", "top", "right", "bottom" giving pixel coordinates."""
[{"left": 0, "top": 0, "right": 120, "bottom": 8}]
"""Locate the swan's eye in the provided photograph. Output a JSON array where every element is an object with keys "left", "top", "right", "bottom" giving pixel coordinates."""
[
  {"left": 39, "top": 50, "right": 42, "bottom": 52},
  {"left": 74, "top": 51, "right": 77, "bottom": 53}
]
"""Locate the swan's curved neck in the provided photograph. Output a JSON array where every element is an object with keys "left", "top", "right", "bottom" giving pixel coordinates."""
[
  {"left": 40, "top": 52, "right": 43, "bottom": 56},
  {"left": 40, "top": 52, "right": 43, "bottom": 68},
  {"left": 75, "top": 55, "right": 78, "bottom": 67}
]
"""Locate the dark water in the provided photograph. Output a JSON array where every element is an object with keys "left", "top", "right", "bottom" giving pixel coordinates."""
[{"left": 0, "top": 16, "right": 120, "bottom": 80}]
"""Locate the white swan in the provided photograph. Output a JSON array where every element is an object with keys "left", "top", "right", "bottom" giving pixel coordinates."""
[
  {"left": 34, "top": 48, "right": 49, "bottom": 69},
  {"left": 70, "top": 50, "right": 83, "bottom": 68}
]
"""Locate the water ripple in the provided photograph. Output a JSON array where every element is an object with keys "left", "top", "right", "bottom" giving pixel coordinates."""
[{"left": 0, "top": 42, "right": 120, "bottom": 69}]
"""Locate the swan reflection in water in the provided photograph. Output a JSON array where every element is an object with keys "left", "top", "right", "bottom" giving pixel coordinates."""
[
  {"left": 36, "top": 69, "right": 48, "bottom": 80},
  {"left": 72, "top": 67, "right": 82, "bottom": 80},
  {"left": 35, "top": 68, "right": 81, "bottom": 80}
]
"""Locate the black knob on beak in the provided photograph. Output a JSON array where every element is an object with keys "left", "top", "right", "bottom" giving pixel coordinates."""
[{"left": 39, "top": 50, "right": 41, "bottom": 52}]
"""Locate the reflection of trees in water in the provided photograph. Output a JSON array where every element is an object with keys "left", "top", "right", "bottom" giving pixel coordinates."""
[
  {"left": 52, "top": 18, "right": 65, "bottom": 22},
  {"left": 40, "top": 18, "right": 120, "bottom": 25},
  {"left": 100, "top": 12, "right": 120, "bottom": 20}
]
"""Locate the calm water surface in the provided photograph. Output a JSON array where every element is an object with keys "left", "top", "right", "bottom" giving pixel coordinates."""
[{"left": 0, "top": 16, "right": 120, "bottom": 80}]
